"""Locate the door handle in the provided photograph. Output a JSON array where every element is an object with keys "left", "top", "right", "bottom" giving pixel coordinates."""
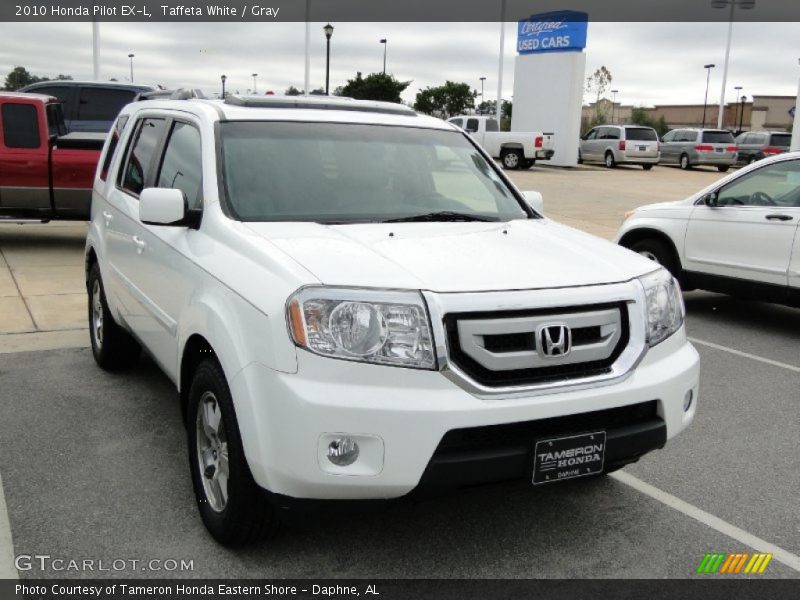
[
  {"left": 102, "top": 211, "right": 113, "bottom": 226},
  {"left": 132, "top": 235, "right": 147, "bottom": 254},
  {"left": 765, "top": 214, "right": 793, "bottom": 221}
]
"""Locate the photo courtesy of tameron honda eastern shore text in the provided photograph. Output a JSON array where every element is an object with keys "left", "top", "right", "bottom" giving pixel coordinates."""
[{"left": 84, "top": 95, "right": 698, "bottom": 546}]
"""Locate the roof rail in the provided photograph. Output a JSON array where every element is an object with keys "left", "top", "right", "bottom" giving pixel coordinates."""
[{"left": 223, "top": 94, "right": 417, "bottom": 116}]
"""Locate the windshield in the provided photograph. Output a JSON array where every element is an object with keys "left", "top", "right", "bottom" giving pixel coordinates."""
[
  {"left": 220, "top": 121, "right": 529, "bottom": 223},
  {"left": 701, "top": 130, "right": 735, "bottom": 144},
  {"left": 626, "top": 128, "right": 657, "bottom": 141}
]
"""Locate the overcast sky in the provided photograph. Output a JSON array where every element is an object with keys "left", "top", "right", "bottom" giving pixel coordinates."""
[{"left": 1, "top": 21, "right": 798, "bottom": 107}]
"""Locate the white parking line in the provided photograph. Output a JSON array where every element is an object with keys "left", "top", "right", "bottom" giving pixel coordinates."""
[
  {"left": 0, "top": 471, "right": 17, "bottom": 579},
  {"left": 612, "top": 471, "right": 800, "bottom": 573},
  {"left": 689, "top": 337, "right": 800, "bottom": 373}
]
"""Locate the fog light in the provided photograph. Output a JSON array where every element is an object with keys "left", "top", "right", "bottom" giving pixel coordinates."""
[
  {"left": 683, "top": 389, "right": 693, "bottom": 412},
  {"left": 327, "top": 437, "right": 360, "bottom": 466}
]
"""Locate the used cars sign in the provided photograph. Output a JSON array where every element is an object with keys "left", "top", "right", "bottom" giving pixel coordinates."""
[{"left": 517, "top": 10, "right": 588, "bottom": 55}]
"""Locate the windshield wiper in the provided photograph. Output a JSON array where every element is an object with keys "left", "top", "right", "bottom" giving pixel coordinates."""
[{"left": 382, "top": 211, "right": 498, "bottom": 223}]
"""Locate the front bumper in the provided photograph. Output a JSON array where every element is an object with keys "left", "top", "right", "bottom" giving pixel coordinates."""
[{"left": 229, "top": 327, "right": 699, "bottom": 500}]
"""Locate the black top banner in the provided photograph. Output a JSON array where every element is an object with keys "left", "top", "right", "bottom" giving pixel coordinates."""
[{"left": 3, "top": 0, "right": 800, "bottom": 22}]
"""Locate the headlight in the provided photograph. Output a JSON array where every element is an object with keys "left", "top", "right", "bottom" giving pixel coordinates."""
[
  {"left": 287, "top": 287, "right": 435, "bottom": 369},
  {"left": 638, "top": 268, "right": 685, "bottom": 347}
]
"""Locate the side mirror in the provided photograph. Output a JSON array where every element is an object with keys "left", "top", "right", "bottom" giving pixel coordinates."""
[
  {"left": 522, "top": 190, "right": 544, "bottom": 214},
  {"left": 140, "top": 188, "right": 189, "bottom": 226},
  {"left": 702, "top": 192, "right": 718, "bottom": 207}
]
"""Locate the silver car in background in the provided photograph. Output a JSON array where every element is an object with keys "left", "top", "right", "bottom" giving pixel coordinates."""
[
  {"left": 579, "top": 125, "right": 660, "bottom": 170},
  {"left": 659, "top": 128, "right": 737, "bottom": 172}
]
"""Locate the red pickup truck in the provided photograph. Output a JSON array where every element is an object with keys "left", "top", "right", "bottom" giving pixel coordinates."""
[{"left": 0, "top": 92, "right": 104, "bottom": 222}]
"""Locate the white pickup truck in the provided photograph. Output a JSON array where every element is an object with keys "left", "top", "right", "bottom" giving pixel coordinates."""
[
  {"left": 86, "top": 95, "right": 697, "bottom": 546},
  {"left": 447, "top": 115, "right": 555, "bottom": 170}
]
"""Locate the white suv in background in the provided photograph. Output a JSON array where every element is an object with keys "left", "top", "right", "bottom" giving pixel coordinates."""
[
  {"left": 617, "top": 153, "right": 800, "bottom": 306},
  {"left": 86, "top": 95, "right": 699, "bottom": 546}
]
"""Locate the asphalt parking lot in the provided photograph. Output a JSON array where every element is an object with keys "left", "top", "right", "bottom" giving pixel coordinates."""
[{"left": 0, "top": 164, "right": 798, "bottom": 579}]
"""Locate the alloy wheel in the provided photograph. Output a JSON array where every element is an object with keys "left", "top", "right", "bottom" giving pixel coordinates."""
[{"left": 196, "top": 391, "right": 230, "bottom": 512}]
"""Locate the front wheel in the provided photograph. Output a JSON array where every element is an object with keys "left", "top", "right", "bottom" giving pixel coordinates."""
[
  {"left": 188, "top": 357, "right": 277, "bottom": 546},
  {"left": 501, "top": 149, "right": 523, "bottom": 170},
  {"left": 630, "top": 238, "right": 679, "bottom": 278},
  {"left": 717, "top": 165, "right": 730, "bottom": 173},
  {"left": 642, "top": 164, "right": 654, "bottom": 171},
  {"left": 87, "top": 262, "right": 140, "bottom": 370}
]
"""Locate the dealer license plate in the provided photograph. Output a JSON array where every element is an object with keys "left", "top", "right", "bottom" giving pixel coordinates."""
[
  {"left": 638, "top": 145, "right": 647, "bottom": 151},
  {"left": 532, "top": 431, "right": 606, "bottom": 485}
]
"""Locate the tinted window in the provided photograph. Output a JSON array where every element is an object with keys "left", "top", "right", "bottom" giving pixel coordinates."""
[
  {"left": 485, "top": 119, "right": 500, "bottom": 132},
  {"left": 770, "top": 133, "right": 791, "bottom": 147},
  {"left": 449, "top": 118, "right": 463, "bottom": 128},
  {"left": 583, "top": 129, "right": 598, "bottom": 140},
  {"left": 600, "top": 127, "right": 620, "bottom": 140},
  {"left": 625, "top": 128, "right": 657, "bottom": 141},
  {"left": 717, "top": 159, "right": 800, "bottom": 207},
  {"left": 100, "top": 115, "right": 129, "bottom": 181},
  {"left": 46, "top": 103, "right": 67, "bottom": 137},
  {"left": 120, "top": 118, "right": 167, "bottom": 196},
  {"left": 31, "top": 85, "right": 73, "bottom": 118},
  {"left": 662, "top": 130, "right": 676, "bottom": 142},
  {"left": 77, "top": 88, "right": 136, "bottom": 121},
  {"left": 157, "top": 122, "right": 203, "bottom": 209},
  {"left": 701, "top": 130, "right": 735, "bottom": 144},
  {"left": 1, "top": 103, "right": 40, "bottom": 148},
  {"left": 465, "top": 118, "right": 479, "bottom": 132},
  {"left": 220, "top": 122, "right": 527, "bottom": 223}
]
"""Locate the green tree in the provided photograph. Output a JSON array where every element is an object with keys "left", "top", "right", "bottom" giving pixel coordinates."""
[
  {"left": 4, "top": 66, "right": 45, "bottom": 91},
  {"left": 285, "top": 85, "right": 302, "bottom": 96},
  {"left": 414, "top": 81, "right": 475, "bottom": 118},
  {"left": 334, "top": 72, "right": 410, "bottom": 103},
  {"left": 629, "top": 107, "right": 670, "bottom": 137}
]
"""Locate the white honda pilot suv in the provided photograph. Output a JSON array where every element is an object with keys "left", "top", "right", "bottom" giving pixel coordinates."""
[{"left": 86, "top": 95, "right": 699, "bottom": 546}]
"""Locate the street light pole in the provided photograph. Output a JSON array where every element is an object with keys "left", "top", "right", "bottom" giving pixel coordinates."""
[
  {"left": 324, "top": 23, "right": 334, "bottom": 95},
  {"left": 712, "top": 0, "right": 755, "bottom": 129},
  {"left": 128, "top": 53, "right": 134, "bottom": 82},
  {"left": 479, "top": 76, "right": 486, "bottom": 112},
  {"left": 702, "top": 63, "right": 715, "bottom": 127},
  {"left": 739, "top": 95, "right": 747, "bottom": 132},
  {"left": 733, "top": 85, "right": 742, "bottom": 132},
  {"left": 611, "top": 89, "right": 618, "bottom": 124},
  {"left": 252, "top": 73, "right": 258, "bottom": 94},
  {"left": 380, "top": 39, "right": 387, "bottom": 74},
  {"left": 221, "top": 74, "right": 227, "bottom": 99}
]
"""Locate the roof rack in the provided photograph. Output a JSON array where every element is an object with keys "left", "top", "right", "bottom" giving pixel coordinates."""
[{"left": 223, "top": 94, "right": 417, "bottom": 116}]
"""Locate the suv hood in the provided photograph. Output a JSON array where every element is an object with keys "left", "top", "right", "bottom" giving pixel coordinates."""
[{"left": 243, "top": 219, "right": 657, "bottom": 293}]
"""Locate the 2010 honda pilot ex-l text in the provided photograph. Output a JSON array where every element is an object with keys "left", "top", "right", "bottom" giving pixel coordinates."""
[{"left": 85, "top": 95, "right": 699, "bottom": 546}]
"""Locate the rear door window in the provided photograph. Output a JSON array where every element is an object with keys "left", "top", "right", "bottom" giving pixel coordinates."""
[
  {"left": 465, "top": 118, "right": 479, "bottom": 133},
  {"left": 625, "top": 128, "right": 657, "bottom": 141},
  {"left": 119, "top": 117, "right": 168, "bottom": 196},
  {"left": 30, "top": 85, "right": 74, "bottom": 120},
  {"left": 77, "top": 88, "right": 137, "bottom": 122},
  {"left": 1, "top": 103, "right": 40, "bottom": 148},
  {"left": 701, "top": 130, "right": 735, "bottom": 144},
  {"left": 485, "top": 119, "right": 500, "bottom": 132}
]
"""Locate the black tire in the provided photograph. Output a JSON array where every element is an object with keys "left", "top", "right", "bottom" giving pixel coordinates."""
[
  {"left": 717, "top": 165, "right": 730, "bottom": 173},
  {"left": 604, "top": 151, "right": 616, "bottom": 169},
  {"left": 642, "top": 164, "right": 654, "bottom": 171},
  {"left": 187, "top": 357, "right": 277, "bottom": 546},
  {"left": 501, "top": 149, "right": 523, "bottom": 170},
  {"left": 577, "top": 151, "right": 583, "bottom": 164},
  {"left": 629, "top": 238, "right": 680, "bottom": 278},
  {"left": 87, "top": 262, "right": 140, "bottom": 370},
  {"left": 679, "top": 154, "right": 692, "bottom": 170},
  {"left": 749, "top": 156, "right": 758, "bottom": 165}
]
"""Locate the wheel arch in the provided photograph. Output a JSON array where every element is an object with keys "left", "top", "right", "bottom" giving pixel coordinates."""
[{"left": 618, "top": 227, "right": 683, "bottom": 272}]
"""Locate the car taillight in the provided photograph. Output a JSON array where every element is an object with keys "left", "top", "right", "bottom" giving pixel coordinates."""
[
  {"left": 535, "top": 136, "right": 543, "bottom": 148},
  {"left": 726, "top": 146, "right": 737, "bottom": 152},
  {"left": 694, "top": 145, "right": 714, "bottom": 152},
  {"left": 619, "top": 140, "right": 626, "bottom": 151},
  {"left": 763, "top": 147, "right": 783, "bottom": 155}
]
